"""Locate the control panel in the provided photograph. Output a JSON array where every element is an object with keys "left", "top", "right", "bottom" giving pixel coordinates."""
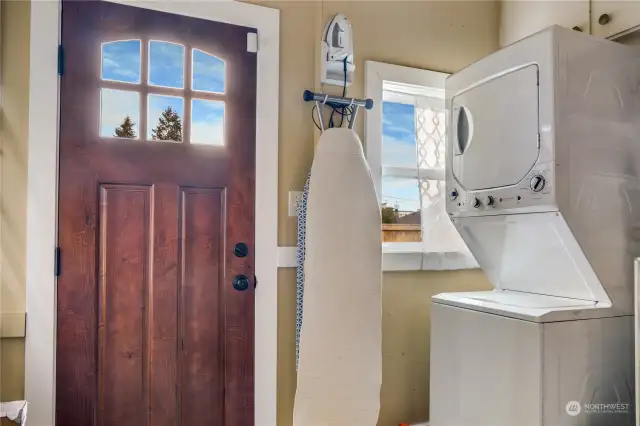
[{"left": 447, "top": 164, "right": 555, "bottom": 217}]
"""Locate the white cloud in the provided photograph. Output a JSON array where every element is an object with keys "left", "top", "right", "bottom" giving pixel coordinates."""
[
  {"left": 101, "top": 40, "right": 141, "bottom": 83},
  {"left": 102, "top": 55, "right": 139, "bottom": 80},
  {"left": 193, "top": 53, "right": 225, "bottom": 75},
  {"left": 382, "top": 135, "right": 417, "bottom": 168},
  {"left": 191, "top": 100, "right": 224, "bottom": 145},
  {"left": 152, "top": 41, "right": 184, "bottom": 60},
  {"left": 192, "top": 50, "right": 225, "bottom": 92},
  {"left": 191, "top": 120, "right": 224, "bottom": 146},
  {"left": 149, "top": 42, "right": 185, "bottom": 88}
]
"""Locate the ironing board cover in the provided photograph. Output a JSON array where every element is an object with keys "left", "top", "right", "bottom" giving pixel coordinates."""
[
  {"left": 293, "top": 128, "right": 382, "bottom": 426},
  {"left": 295, "top": 174, "right": 310, "bottom": 370}
]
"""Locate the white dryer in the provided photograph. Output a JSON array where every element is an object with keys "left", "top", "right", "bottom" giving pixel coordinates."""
[{"left": 431, "top": 26, "right": 640, "bottom": 426}]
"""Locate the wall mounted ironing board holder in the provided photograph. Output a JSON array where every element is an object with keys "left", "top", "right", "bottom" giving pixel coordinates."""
[{"left": 303, "top": 89, "right": 374, "bottom": 132}]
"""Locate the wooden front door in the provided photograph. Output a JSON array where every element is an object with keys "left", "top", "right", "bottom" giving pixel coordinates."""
[{"left": 56, "top": 2, "right": 256, "bottom": 425}]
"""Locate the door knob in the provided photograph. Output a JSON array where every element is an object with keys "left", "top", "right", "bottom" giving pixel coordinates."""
[
  {"left": 234, "top": 242, "right": 249, "bottom": 258},
  {"left": 233, "top": 274, "right": 250, "bottom": 291}
]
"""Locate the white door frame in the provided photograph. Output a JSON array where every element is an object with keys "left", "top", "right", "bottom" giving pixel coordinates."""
[{"left": 24, "top": 2, "right": 279, "bottom": 426}]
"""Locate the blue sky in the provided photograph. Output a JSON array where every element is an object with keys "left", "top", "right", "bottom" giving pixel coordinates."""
[
  {"left": 102, "top": 40, "right": 140, "bottom": 83},
  {"left": 382, "top": 101, "right": 420, "bottom": 212},
  {"left": 149, "top": 41, "right": 185, "bottom": 88},
  {"left": 100, "top": 40, "right": 225, "bottom": 145},
  {"left": 382, "top": 101, "right": 416, "bottom": 167},
  {"left": 193, "top": 49, "right": 225, "bottom": 93}
]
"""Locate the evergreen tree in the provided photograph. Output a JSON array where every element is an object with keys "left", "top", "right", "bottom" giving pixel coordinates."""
[
  {"left": 151, "top": 106, "right": 182, "bottom": 141},
  {"left": 381, "top": 204, "right": 399, "bottom": 224},
  {"left": 114, "top": 115, "right": 136, "bottom": 138}
]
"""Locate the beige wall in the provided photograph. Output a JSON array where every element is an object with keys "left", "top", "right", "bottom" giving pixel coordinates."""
[
  {"left": 499, "top": 0, "right": 589, "bottom": 46},
  {"left": 267, "top": 0, "right": 500, "bottom": 246},
  {"left": 0, "top": 0, "right": 498, "bottom": 422},
  {"left": 0, "top": 0, "right": 29, "bottom": 403},
  {"left": 259, "top": 1, "right": 498, "bottom": 424},
  {"left": 278, "top": 269, "right": 491, "bottom": 426},
  {"left": 499, "top": 0, "right": 640, "bottom": 46}
]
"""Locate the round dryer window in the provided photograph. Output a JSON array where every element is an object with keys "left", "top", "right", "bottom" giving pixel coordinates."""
[{"left": 450, "top": 64, "right": 540, "bottom": 191}]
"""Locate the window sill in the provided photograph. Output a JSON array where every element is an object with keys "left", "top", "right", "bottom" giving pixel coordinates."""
[{"left": 277, "top": 246, "right": 479, "bottom": 272}]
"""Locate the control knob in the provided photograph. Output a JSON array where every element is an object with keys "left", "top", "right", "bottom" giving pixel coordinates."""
[
  {"left": 530, "top": 175, "right": 546, "bottom": 192},
  {"left": 484, "top": 196, "right": 495, "bottom": 206},
  {"left": 473, "top": 197, "right": 481, "bottom": 208}
]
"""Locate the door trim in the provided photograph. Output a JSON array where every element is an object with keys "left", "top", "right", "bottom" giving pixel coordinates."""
[{"left": 24, "top": 2, "right": 280, "bottom": 426}]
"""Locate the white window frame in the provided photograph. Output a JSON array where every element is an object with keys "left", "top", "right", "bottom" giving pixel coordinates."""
[
  {"left": 25, "top": 2, "right": 279, "bottom": 426},
  {"left": 365, "top": 60, "right": 477, "bottom": 271}
]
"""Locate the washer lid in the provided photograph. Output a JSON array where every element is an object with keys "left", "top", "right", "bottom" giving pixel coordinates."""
[
  {"left": 450, "top": 64, "right": 540, "bottom": 191},
  {"left": 452, "top": 212, "right": 612, "bottom": 305},
  {"left": 432, "top": 290, "right": 603, "bottom": 322}
]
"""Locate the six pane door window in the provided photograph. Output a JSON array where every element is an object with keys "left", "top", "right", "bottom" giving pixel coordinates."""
[{"left": 99, "top": 40, "right": 226, "bottom": 145}]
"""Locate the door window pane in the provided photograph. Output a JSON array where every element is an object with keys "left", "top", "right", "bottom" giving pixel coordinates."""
[
  {"left": 381, "top": 176, "right": 422, "bottom": 242},
  {"left": 192, "top": 49, "right": 225, "bottom": 93},
  {"left": 100, "top": 89, "right": 140, "bottom": 139},
  {"left": 382, "top": 101, "right": 417, "bottom": 168},
  {"left": 149, "top": 41, "right": 185, "bottom": 89},
  {"left": 101, "top": 40, "right": 141, "bottom": 84},
  {"left": 191, "top": 99, "right": 225, "bottom": 145},
  {"left": 148, "top": 95, "right": 184, "bottom": 142}
]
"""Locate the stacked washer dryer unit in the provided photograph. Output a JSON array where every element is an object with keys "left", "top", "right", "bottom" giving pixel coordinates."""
[{"left": 430, "top": 26, "right": 640, "bottom": 426}]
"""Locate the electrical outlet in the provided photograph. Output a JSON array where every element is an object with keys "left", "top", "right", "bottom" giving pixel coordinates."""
[{"left": 288, "top": 191, "right": 304, "bottom": 217}]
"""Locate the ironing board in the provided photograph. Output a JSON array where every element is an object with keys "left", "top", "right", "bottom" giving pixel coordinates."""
[
  {"left": 0, "top": 401, "right": 27, "bottom": 425},
  {"left": 293, "top": 128, "right": 382, "bottom": 426}
]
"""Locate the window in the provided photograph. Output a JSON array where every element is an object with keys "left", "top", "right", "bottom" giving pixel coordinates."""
[
  {"left": 99, "top": 40, "right": 226, "bottom": 145},
  {"left": 365, "top": 61, "right": 477, "bottom": 271}
]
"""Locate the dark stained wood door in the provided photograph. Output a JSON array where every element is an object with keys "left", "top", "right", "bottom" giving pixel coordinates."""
[{"left": 56, "top": 2, "right": 256, "bottom": 426}]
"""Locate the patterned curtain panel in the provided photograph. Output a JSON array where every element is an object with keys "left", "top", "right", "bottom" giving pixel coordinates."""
[{"left": 415, "top": 102, "right": 476, "bottom": 268}]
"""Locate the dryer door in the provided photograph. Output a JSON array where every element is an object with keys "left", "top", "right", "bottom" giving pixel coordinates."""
[{"left": 451, "top": 64, "right": 540, "bottom": 191}]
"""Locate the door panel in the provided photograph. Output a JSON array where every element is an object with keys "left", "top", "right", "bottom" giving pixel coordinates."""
[
  {"left": 180, "top": 188, "right": 225, "bottom": 426},
  {"left": 98, "top": 184, "right": 151, "bottom": 426},
  {"left": 451, "top": 64, "right": 540, "bottom": 191},
  {"left": 57, "top": 2, "right": 257, "bottom": 425}
]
